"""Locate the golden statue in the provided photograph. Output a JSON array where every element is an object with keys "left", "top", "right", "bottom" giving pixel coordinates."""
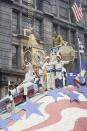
[{"left": 52, "top": 32, "right": 68, "bottom": 47}]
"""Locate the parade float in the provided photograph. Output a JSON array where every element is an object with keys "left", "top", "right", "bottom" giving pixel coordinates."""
[{"left": 0, "top": 32, "right": 85, "bottom": 114}]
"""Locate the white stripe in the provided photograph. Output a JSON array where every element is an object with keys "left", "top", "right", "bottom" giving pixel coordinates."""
[{"left": 72, "top": 2, "right": 83, "bottom": 22}]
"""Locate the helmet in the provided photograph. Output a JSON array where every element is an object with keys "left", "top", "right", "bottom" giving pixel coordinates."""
[
  {"left": 45, "top": 56, "right": 50, "bottom": 60},
  {"left": 56, "top": 52, "right": 62, "bottom": 60}
]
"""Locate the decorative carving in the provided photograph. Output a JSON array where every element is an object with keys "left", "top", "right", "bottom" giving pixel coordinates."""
[
  {"left": 58, "top": 45, "right": 75, "bottom": 61},
  {"left": 52, "top": 33, "right": 68, "bottom": 47},
  {"left": 24, "top": 49, "right": 32, "bottom": 65},
  {"left": 32, "top": 48, "right": 45, "bottom": 66}
]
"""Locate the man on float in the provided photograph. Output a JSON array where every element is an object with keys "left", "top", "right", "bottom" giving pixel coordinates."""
[
  {"left": 55, "top": 53, "right": 63, "bottom": 88},
  {"left": 17, "top": 62, "right": 35, "bottom": 101},
  {"left": 6, "top": 81, "right": 16, "bottom": 112},
  {"left": 43, "top": 56, "right": 55, "bottom": 90},
  {"left": 55, "top": 53, "right": 68, "bottom": 88}
]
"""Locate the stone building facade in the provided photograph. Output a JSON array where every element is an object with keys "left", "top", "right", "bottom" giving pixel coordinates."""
[{"left": 0, "top": 0, "right": 87, "bottom": 98}]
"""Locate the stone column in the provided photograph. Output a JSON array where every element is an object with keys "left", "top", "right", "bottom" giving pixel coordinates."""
[{"left": 19, "top": 11, "right": 22, "bottom": 34}]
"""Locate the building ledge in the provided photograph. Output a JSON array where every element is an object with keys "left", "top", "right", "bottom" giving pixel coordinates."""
[
  {"left": 17, "top": 34, "right": 29, "bottom": 40},
  {"left": 0, "top": 68, "right": 25, "bottom": 76},
  {"left": 1, "top": 0, "right": 14, "bottom": 4},
  {"left": 43, "top": 11, "right": 54, "bottom": 18},
  {"left": 12, "top": 34, "right": 29, "bottom": 40}
]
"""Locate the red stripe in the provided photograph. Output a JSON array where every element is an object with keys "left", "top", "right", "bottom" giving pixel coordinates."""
[
  {"left": 72, "top": 2, "right": 83, "bottom": 22},
  {"left": 73, "top": 117, "right": 87, "bottom": 131},
  {"left": 72, "top": 3, "right": 80, "bottom": 22},
  {"left": 72, "top": 5, "right": 79, "bottom": 21},
  {"left": 24, "top": 100, "right": 87, "bottom": 131},
  {"left": 72, "top": 3, "right": 81, "bottom": 22}
]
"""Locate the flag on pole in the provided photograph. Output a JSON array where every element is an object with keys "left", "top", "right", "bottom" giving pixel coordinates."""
[{"left": 71, "top": 0, "right": 83, "bottom": 22}]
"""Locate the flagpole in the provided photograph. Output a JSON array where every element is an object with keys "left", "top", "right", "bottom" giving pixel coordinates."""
[{"left": 76, "top": 32, "right": 82, "bottom": 72}]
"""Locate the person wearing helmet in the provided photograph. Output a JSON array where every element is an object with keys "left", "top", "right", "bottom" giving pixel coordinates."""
[
  {"left": 55, "top": 52, "right": 70, "bottom": 88},
  {"left": 55, "top": 53, "right": 63, "bottom": 88}
]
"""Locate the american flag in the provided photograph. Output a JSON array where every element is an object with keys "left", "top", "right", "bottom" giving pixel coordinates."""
[{"left": 71, "top": 0, "right": 83, "bottom": 22}]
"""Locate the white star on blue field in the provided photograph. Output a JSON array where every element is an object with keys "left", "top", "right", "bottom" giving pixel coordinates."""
[{"left": 20, "top": 100, "right": 44, "bottom": 119}]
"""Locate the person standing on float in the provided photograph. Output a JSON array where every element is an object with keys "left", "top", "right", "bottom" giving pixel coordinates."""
[
  {"left": 43, "top": 56, "right": 55, "bottom": 90},
  {"left": 55, "top": 53, "right": 69, "bottom": 88},
  {"left": 55, "top": 53, "right": 63, "bottom": 88}
]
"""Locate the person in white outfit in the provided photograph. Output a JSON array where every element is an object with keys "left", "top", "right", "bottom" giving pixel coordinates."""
[
  {"left": 62, "top": 66, "right": 67, "bottom": 87},
  {"left": 55, "top": 54, "right": 63, "bottom": 88},
  {"left": 17, "top": 62, "right": 34, "bottom": 101},
  {"left": 43, "top": 56, "right": 55, "bottom": 90},
  {"left": 55, "top": 53, "right": 69, "bottom": 88}
]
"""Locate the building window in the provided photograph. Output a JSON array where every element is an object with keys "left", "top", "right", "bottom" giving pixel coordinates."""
[
  {"left": 35, "top": 0, "right": 43, "bottom": 10},
  {"left": 51, "top": 0, "right": 56, "bottom": 16},
  {"left": 12, "top": 11, "right": 18, "bottom": 34},
  {"left": 59, "top": 0, "right": 69, "bottom": 20},
  {"left": 12, "top": 45, "right": 18, "bottom": 69},
  {"left": 84, "top": 34, "right": 87, "bottom": 51},
  {"left": 34, "top": 19, "right": 42, "bottom": 39},
  {"left": 43, "top": 0, "right": 51, "bottom": 14},
  {"left": 71, "top": 30, "right": 76, "bottom": 46},
  {"left": 22, "top": 14, "right": 30, "bottom": 33},
  {"left": 53, "top": 24, "right": 58, "bottom": 35},
  {"left": 60, "top": 26, "right": 68, "bottom": 41}
]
